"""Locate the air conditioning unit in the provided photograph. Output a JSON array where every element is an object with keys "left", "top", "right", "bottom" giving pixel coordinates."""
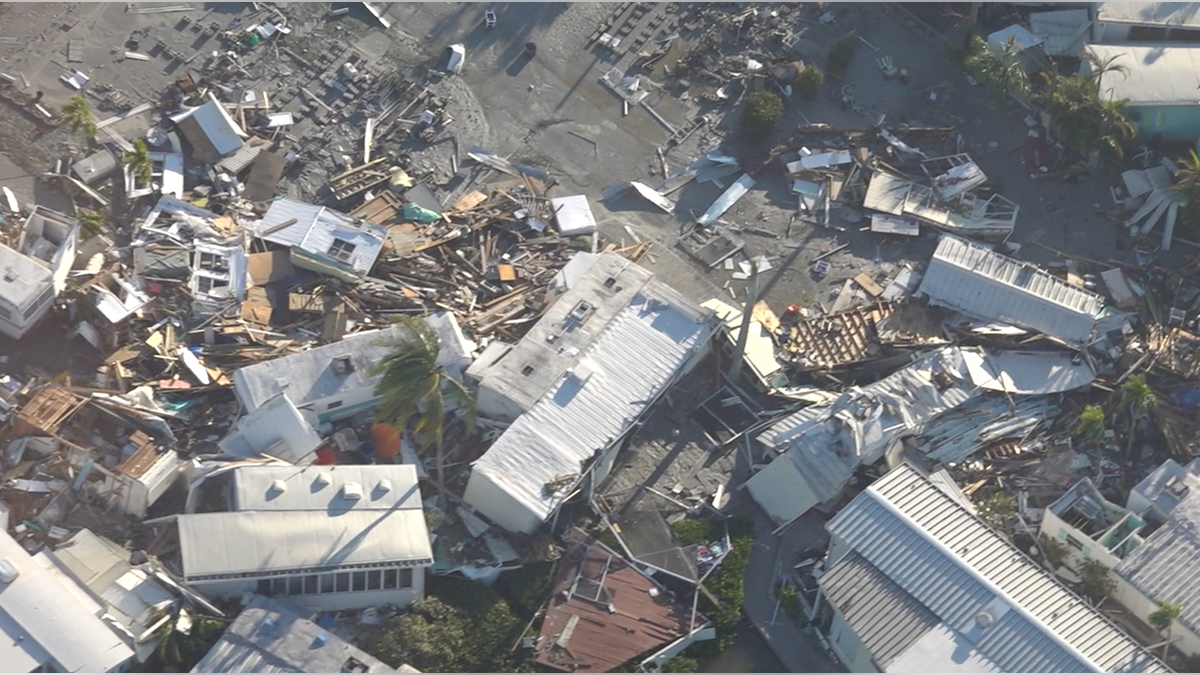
[{"left": 333, "top": 429, "right": 358, "bottom": 454}]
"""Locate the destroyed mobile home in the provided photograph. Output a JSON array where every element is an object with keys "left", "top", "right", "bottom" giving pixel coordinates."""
[{"left": 8, "top": 2, "right": 1200, "bottom": 672}]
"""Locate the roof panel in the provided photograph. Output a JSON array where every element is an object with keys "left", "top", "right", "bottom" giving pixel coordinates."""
[
  {"left": 827, "top": 464, "right": 1169, "bottom": 673},
  {"left": 178, "top": 509, "right": 433, "bottom": 579},
  {"left": 917, "top": 235, "right": 1104, "bottom": 344}
]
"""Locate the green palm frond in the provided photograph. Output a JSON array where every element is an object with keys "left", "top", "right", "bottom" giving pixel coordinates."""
[
  {"left": 124, "top": 138, "right": 154, "bottom": 185},
  {"left": 62, "top": 94, "right": 97, "bottom": 138}
]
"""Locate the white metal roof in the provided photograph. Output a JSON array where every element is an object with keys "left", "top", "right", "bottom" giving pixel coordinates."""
[
  {"left": 0, "top": 529, "right": 135, "bottom": 672},
  {"left": 1117, "top": 495, "right": 1200, "bottom": 637},
  {"left": 0, "top": 242, "right": 54, "bottom": 312},
  {"left": 747, "top": 347, "right": 982, "bottom": 525},
  {"left": 828, "top": 464, "right": 1169, "bottom": 673},
  {"left": 1097, "top": 2, "right": 1200, "bottom": 27},
  {"left": 1089, "top": 43, "right": 1200, "bottom": 106},
  {"left": 1029, "top": 9, "right": 1091, "bottom": 57},
  {"left": 1130, "top": 457, "right": 1200, "bottom": 514},
  {"left": 168, "top": 95, "right": 247, "bottom": 159},
  {"left": 232, "top": 313, "right": 471, "bottom": 412},
  {"left": 178, "top": 509, "right": 433, "bottom": 580},
  {"left": 191, "top": 594, "right": 398, "bottom": 672},
  {"left": 218, "top": 393, "right": 324, "bottom": 464},
  {"left": 468, "top": 274, "right": 715, "bottom": 529},
  {"left": 254, "top": 198, "right": 386, "bottom": 276},
  {"left": 987, "top": 24, "right": 1045, "bottom": 51},
  {"left": 230, "top": 464, "right": 423, "bottom": 513},
  {"left": 918, "top": 234, "right": 1104, "bottom": 345}
]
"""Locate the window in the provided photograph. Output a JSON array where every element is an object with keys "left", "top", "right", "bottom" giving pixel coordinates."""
[
  {"left": 304, "top": 575, "right": 320, "bottom": 594},
  {"left": 328, "top": 239, "right": 357, "bottom": 262},
  {"left": 383, "top": 569, "right": 399, "bottom": 589},
  {"left": 367, "top": 570, "right": 382, "bottom": 591},
  {"left": 257, "top": 579, "right": 272, "bottom": 595},
  {"left": 1066, "top": 535, "right": 1085, "bottom": 551},
  {"left": 399, "top": 568, "right": 414, "bottom": 589},
  {"left": 352, "top": 571, "right": 367, "bottom": 592},
  {"left": 0, "top": 303, "right": 11, "bottom": 321},
  {"left": 196, "top": 276, "right": 229, "bottom": 294},
  {"left": 321, "top": 574, "right": 336, "bottom": 593},
  {"left": 198, "top": 252, "right": 229, "bottom": 272},
  {"left": 23, "top": 287, "right": 53, "bottom": 320},
  {"left": 327, "top": 400, "right": 343, "bottom": 410},
  {"left": 288, "top": 576, "right": 303, "bottom": 595},
  {"left": 336, "top": 572, "right": 350, "bottom": 592},
  {"left": 271, "top": 578, "right": 288, "bottom": 595}
]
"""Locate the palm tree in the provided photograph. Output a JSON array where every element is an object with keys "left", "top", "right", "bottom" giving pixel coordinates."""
[
  {"left": 61, "top": 94, "right": 97, "bottom": 139},
  {"left": 1083, "top": 50, "right": 1130, "bottom": 89},
  {"left": 1075, "top": 405, "right": 1106, "bottom": 445},
  {"left": 1121, "top": 373, "right": 1156, "bottom": 421},
  {"left": 123, "top": 138, "right": 154, "bottom": 187},
  {"left": 370, "top": 316, "right": 476, "bottom": 492},
  {"left": 1149, "top": 600, "right": 1184, "bottom": 659}
]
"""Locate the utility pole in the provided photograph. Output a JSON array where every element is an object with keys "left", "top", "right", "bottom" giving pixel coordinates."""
[{"left": 727, "top": 253, "right": 759, "bottom": 382}]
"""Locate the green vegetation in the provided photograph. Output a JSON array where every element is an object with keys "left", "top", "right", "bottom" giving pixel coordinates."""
[
  {"left": 795, "top": 65, "right": 824, "bottom": 100},
  {"left": 661, "top": 655, "right": 700, "bottom": 672},
  {"left": 977, "top": 492, "right": 1016, "bottom": 535},
  {"left": 1039, "top": 534, "right": 1069, "bottom": 570},
  {"left": 777, "top": 582, "right": 803, "bottom": 621},
  {"left": 368, "top": 576, "right": 532, "bottom": 673},
  {"left": 77, "top": 208, "right": 106, "bottom": 239},
  {"left": 961, "top": 35, "right": 1029, "bottom": 100},
  {"left": 826, "top": 38, "right": 858, "bottom": 77},
  {"left": 62, "top": 94, "right": 97, "bottom": 139},
  {"left": 1075, "top": 405, "right": 1107, "bottom": 445},
  {"left": 1149, "top": 600, "right": 1184, "bottom": 659},
  {"left": 1121, "top": 373, "right": 1156, "bottom": 421},
  {"left": 372, "top": 316, "right": 476, "bottom": 492},
  {"left": 124, "top": 138, "right": 154, "bottom": 186},
  {"left": 671, "top": 516, "right": 754, "bottom": 657},
  {"left": 150, "top": 606, "right": 227, "bottom": 670},
  {"left": 741, "top": 90, "right": 783, "bottom": 138},
  {"left": 1173, "top": 151, "right": 1200, "bottom": 240},
  {"left": 495, "top": 561, "right": 556, "bottom": 618},
  {"left": 1034, "top": 53, "right": 1136, "bottom": 165},
  {"left": 1079, "top": 559, "right": 1116, "bottom": 605}
]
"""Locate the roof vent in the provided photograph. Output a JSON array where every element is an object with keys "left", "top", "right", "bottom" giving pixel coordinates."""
[
  {"left": 0, "top": 558, "right": 18, "bottom": 584},
  {"left": 975, "top": 611, "right": 994, "bottom": 629},
  {"left": 3, "top": 269, "right": 17, "bottom": 283},
  {"left": 342, "top": 482, "right": 364, "bottom": 500},
  {"left": 332, "top": 356, "right": 354, "bottom": 376},
  {"left": 314, "top": 472, "right": 332, "bottom": 488},
  {"left": 268, "top": 479, "right": 287, "bottom": 494},
  {"left": 376, "top": 479, "right": 393, "bottom": 494}
]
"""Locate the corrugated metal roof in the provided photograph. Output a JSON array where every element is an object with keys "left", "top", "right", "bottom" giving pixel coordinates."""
[
  {"left": 191, "top": 594, "right": 398, "bottom": 672},
  {"left": 828, "top": 464, "right": 1169, "bottom": 673},
  {"left": 230, "top": 464, "right": 422, "bottom": 513},
  {"left": 467, "top": 278, "right": 715, "bottom": 530},
  {"left": 1115, "top": 492, "right": 1200, "bottom": 637},
  {"left": 915, "top": 396, "right": 1058, "bottom": 465},
  {"left": 255, "top": 198, "right": 386, "bottom": 276},
  {"left": 533, "top": 535, "right": 692, "bottom": 673},
  {"left": 0, "top": 529, "right": 135, "bottom": 672},
  {"left": 748, "top": 348, "right": 982, "bottom": 523},
  {"left": 819, "top": 552, "right": 940, "bottom": 668},
  {"left": 178, "top": 509, "right": 433, "bottom": 579},
  {"left": 169, "top": 96, "right": 246, "bottom": 159},
  {"left": 918, "top": 235, "right": 1104, "bottom": 345},
  {"left": 217, "top": 142, "right": 264, "bottom": 174},
  {"left": 1089, "top": 43, "right": 1200, "bottom": 106}
]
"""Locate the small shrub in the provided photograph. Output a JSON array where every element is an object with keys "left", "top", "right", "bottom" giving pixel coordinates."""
[
  {"left": 1079, "top": 559, "right": 1116, "bottom": 605},
  {"left": 1075, "top": 405, "right": 1106, "bottom": 445},
  {"left": 826, "top": 38, "right": 858, "bottom": 77},
  {"left": 795, "top": 66, "right": 824, "bottom": 100},
  {"left": 662, "top": 655, "right": 700, "bottom": 673},
  {"left": 741, "top": 90, "right": 783, "bottom": 138}
]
